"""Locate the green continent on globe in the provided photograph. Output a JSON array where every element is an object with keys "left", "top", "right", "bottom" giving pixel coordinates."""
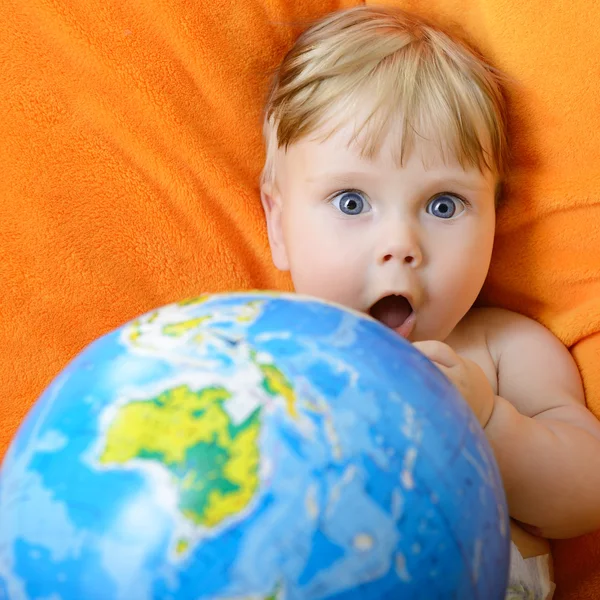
[
  {"left": 99, "top": 385, "right": 261, "bottom": 529},
  {"left": 250, "top": 350, "right": 297, "bottom": 419}
]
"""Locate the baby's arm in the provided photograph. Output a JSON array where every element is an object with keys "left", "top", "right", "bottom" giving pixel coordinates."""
[{"left": 482, "top": 308, "right": 600, "bottom": 539}]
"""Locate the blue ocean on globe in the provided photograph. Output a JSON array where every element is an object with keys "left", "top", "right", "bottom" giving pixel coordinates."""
[{"left": 0, "top": 292, "right": 510, "bottom": 600}]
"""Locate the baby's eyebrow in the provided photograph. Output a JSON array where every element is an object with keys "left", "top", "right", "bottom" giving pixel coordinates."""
[
  {"left": 304, "top": 171, "right": 492, "bottom": 193},
  {"left": 429, "top": 176, "right": 493, "bottom": 193},
  {"left": 304, "top": 170, "right": 378, "bottom": 184}
]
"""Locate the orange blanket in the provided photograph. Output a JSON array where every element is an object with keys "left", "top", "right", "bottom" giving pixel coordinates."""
[{"left": 1, "top": 0, "right": 599, "bottom": 597}]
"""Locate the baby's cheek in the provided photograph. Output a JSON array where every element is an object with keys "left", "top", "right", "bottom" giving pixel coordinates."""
[
  {"left": 285, "top": 208, "right": 370, "bottom": 307},
  {"left": 291, "top": 254, "right": 364, "bottom": 309},
  {"left": 442, "top": 250, "right": 488, "bottom": 295}
]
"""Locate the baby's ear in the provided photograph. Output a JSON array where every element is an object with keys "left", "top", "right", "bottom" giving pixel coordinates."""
[{"left": 260, "top": 183, "right": 289, "bottom": 271}]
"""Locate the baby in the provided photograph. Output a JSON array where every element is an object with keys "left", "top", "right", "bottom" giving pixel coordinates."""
[{"left": 259, "top": 5, "right": 600, "bottom": 597}]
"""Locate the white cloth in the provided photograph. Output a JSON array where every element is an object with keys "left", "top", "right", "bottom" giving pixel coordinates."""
[{"left": 505, "top": 542, "right": 555, "bottom": 600}]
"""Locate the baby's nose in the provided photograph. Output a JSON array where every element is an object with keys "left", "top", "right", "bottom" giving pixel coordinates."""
[
  {"left": 381, "top": 250, "right": 419, "bottom": 265},
  {"left": 377, "top": 223, "right": 423, "bottom": 268}
]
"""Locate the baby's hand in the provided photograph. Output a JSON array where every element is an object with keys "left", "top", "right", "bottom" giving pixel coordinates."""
[{"left": 413, "top": 341, "right": 495, "bottom": 428}]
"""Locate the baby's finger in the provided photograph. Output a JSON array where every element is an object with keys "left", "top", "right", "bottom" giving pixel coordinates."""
[{"left": 412, "top": 340, "right": 458, "bottom": 368}]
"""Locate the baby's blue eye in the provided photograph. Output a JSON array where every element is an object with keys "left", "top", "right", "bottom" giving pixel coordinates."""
[
  {"left": 426, "top": 194, "right": 465, "bottom": 219},
  {"left": 332, "top": 191, "right": 371, "bottom": 215}
]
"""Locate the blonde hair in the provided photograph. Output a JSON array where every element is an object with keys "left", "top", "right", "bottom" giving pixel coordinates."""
[{"left": 261, "top": 6, "right": 508, "bottom": 190}]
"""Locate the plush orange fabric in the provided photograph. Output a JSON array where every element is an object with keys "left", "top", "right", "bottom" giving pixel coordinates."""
[
  {"left": 2, "top": 0, "right": 600, "bottom": 597},
  {"left": 0, "top": 0, "right": 359, "bottom": 456}
]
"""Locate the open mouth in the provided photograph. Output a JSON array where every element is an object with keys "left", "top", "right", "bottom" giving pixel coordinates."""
[{"left": 369, "top": 295, "right": 415, "bottom": 338}]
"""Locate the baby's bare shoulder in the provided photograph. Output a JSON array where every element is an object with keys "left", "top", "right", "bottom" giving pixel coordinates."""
[
  {"left": 461, "top": 306, "right": 564, "bottom": 356},
  {"left": 454, "top": 306, "right": 541, "bottom": 349},
  {"left": 446, "top": 306, "right": 514, "bottom": 351},
  {"left": 457, "top": 306, "right": 523, "bottom": 331},
  {"left": 459, "top": 307, "right": 585, "bottom": 414}
]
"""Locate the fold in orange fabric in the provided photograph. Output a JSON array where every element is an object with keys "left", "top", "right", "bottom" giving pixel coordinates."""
[{"left": 2, "top": 0, "right": 600, "bottom": 598}]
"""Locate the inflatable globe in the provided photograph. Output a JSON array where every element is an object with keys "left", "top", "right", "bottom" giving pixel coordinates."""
[{"left": 0, "top": 293, "right": 510, "bottom": 600}]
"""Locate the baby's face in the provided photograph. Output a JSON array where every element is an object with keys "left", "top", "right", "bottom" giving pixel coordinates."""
[{"left": 262, "top": 123, "right": 497, "bottom": 342}]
